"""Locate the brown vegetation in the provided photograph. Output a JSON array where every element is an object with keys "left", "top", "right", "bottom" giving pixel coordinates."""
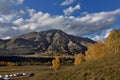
[
  {"left": 0, "top": 62, "right": 15, "bottom": 66},
  {"left": 85, "top": 42, "right": 109, "bottom": 60},
  {"left": 52, "top": 56, "right": 61, "bottom": 71},
  {"left": 74, "top": 53, "right": 85, "bottom": 65},
  {"left": 85, "top": 29, "right": 120, "bottom": 61},
  {"left": 107, "top": 29, "right": 120, "bottom": 54}
]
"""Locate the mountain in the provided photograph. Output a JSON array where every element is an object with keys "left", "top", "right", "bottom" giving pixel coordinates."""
[{"left": 0, "top": 29, "right": 95, "bottom": 55}]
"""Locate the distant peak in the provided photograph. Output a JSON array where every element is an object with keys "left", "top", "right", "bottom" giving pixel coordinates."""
[
  {"left": 45, "top": 29, "right": 63, "bottom": 32},
  {"left": 39, "top": 29, "right": 66, "bottom": 34}
]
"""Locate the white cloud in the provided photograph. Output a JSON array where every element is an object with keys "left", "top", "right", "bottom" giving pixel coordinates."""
[
  {"left": 14, "top": 9, "right": 120, "bottom": 35},
  {"left": 0, "top": 9, "right": 26, "bottom": 23},
  {"left": 0, "top": 17, "right": 5, "bottom": 23},
  {"left": 10, "top": 0, "right": 24, "bottom": 5},
  {"left": 13, "top": 18, "right": 25, "bottom": 26},
  {"left": 17, "top": 0, "right": 24, "bottom": 4},
  {"left": 104, "top": 29, "right": 113, "bottom": 38},
  {"left": 90, "top": 28, "right": 114, "bottom": 41},
  {"left": 1, "top": 9, "right": 120, "bottom": 40},
  {"left": 92, "top": 35, "right": 103, "bottom": 41},
  {"left": 0, "top": 0, "right": 25, "bottom": 24},
  {"left": 61, "top": 0, "right": 74, "bottom": 6},
  {"left": 28, "top": 9, "right": 36, "bottom": 17},
  {"left": 0, "top": 0, "right": 24, "bottom": 15},
  {"left": 63, "top": 4, "right": 80, "bottom": 15},
  {"left": 1, "top": 36, "right": 11, "bottom": 40}
]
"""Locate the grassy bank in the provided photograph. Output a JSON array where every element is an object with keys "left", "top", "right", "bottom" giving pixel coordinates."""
[{"left": 48, "top": 53, "right": 120, "bottom": 80}]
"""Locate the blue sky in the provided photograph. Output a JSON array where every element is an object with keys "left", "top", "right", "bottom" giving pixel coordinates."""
[
  {"left": 0, "top": 0, "right": 120, "bottom": 41},
  {"left": 22, "top": 0, "right": 120, "bottom": 15}
]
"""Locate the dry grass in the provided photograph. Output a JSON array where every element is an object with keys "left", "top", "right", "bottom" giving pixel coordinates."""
[
  {"left": 0, "top": 65, "right": 73, "bottom": 80},
  {"left": 0, "top": 65, "right": 52, "bottom": 80},
  {"left": 48, "top": 53, "right": 120, "bottom": 80},
  {"left": 11, "top": 77, "right": 29, "bottom": 80}
]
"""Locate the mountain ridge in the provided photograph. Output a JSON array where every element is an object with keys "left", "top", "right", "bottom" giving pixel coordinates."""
[{"left": 0, "top": 29, "right": 96, "bottom": 55}]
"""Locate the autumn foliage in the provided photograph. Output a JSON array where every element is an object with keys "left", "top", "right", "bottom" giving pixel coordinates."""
[
  {"left": 0, "top": 62, "right": 15, "bottom": 66},
  {"left": 52, "top": 56, "right": 61, "bottom": 71},
  {"left": 85, "top": 42, "right": 109, "bottom": 61},
  {"left": 107, "top": 30, "right": 120, "bottom": 54},
  {"left": 74, "top": 54, "right": 85, "bottom": 65},
  {"left": 85, "top": 29, "right": 120, "bottom": 61}
]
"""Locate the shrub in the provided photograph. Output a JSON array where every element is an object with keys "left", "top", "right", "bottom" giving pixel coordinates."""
[
  {"left": 85, "top": 42, "right": 109, "bottom": 61},
  {"left": 107, "top": 30, "right": 120, "bottom": 54},
  {"left": 0, "top": 62, "right": 15, "bottom": 66},
  {"left": 74, "top": 53, "right": 85, "bottom": 65},
  {"left": 0, "top": 62, "right": 5, "bottom": 66},
  {"left": 52, "top": 56, "right": 61, "bottom": 71},
  {"left": 7, "top": 62, "right": 15, "bottom": 66}
]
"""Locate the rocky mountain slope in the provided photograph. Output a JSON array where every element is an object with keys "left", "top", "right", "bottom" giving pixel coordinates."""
[{"left": 0, "top": 29, "right": 95, "bottom": 55}]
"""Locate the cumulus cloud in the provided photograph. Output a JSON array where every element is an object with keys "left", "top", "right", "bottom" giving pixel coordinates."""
[
  {"left": 0, "top": 17, "right": 5, "bottom": 23},
  {"left": 16, "top": 0, "right": 24, "bottom": 4},
  {"left": 0, "top": 9, "right": 26, "bottom": 25},
  {"left": 1, "top": 36, "right": 12, "bottom": 40},
  {"left": 104, "top": 29, "right": 113, "bottom": 38},
  {"left": 1, "top": 9, "right": 120, "bottom": 40},
  {"left": 13, "top": 9, "right": 120, "bottom": 35},
  {"left": 61, "top": 0, "right": 74, "bottom": 6},
  {"left": 92, "top": 35, "right": 103, "bottom": 41},
  {"left": 0, "top": 0, "right": 25, "bottom": 24},
  {"left": 13, "top": 18, "right": 25, "bottom": 26},
  {"left": 63, "top": 4, "right": 80, "bottom": 15},
  {"left": 0, "top": 0, "right": 24, "bottom": 15},
  {"left": 91, "top": 28, "right": 113, "bottom": 41},
  {"left": 0, "top": 0, "right": 25, "bottom": 39},
  {"left": 89, "top": 27, "right": 120, "bottom": 41}
]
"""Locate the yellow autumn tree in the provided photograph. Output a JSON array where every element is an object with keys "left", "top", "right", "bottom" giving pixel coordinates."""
[
  {"left": 7, "top": 62, "right": 15, "bottom": 66},
  {"left": 0, "top": 62, "right": 5, "bottom": 66},
  {"left": 85, "top": 42, "right": 109, "bottom": 61},
  {"left": 107, "top": 29, "right": 120, "bottom": 54},
  {"left": 74, "top": 53, "right": 85, "bottom": 65},
  {"left": 0, "top": 62, "right": 15, "bottom": 66},
  {"left": 52, "top": 56, "right": 61, "bottom": 71}
]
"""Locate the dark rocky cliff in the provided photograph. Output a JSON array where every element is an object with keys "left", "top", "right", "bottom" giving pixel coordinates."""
[{"left": 0, "top": 29, "right": 95, "bottom": 55}]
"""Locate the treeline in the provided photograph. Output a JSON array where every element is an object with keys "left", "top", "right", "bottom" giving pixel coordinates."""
[
  {"left": 0, "top": 62, "right": 15, "bottom": 66},
  {"left": 0, "top": 56, "right": 53, "bottom": 66},
  {"left": 0, "top": 61, "right": 45, "bottom": 66},
  {"left": 0, "top": 56, "right": 74, "bottom": 66}
]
